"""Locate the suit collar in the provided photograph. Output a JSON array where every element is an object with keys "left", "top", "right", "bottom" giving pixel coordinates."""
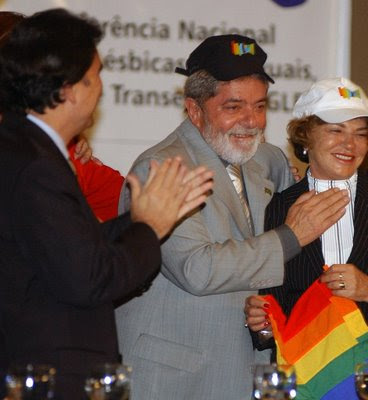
[
  {"left": 242, "top": 160, "right": 275, "bottom": 235},
  {"left": 289, "top": 171, "right": 368, "bottom": 270},
  {"left": 26, "top": 114, "right": 69, "bottom": 160},
  {"left": 347, "top": 171, "right": 368, "bottom": 265},
  {"left": 283, "top": 176, "right": 325, "bottom": 273},
  {"left": 1, "top": 111, "right": 73, "bottom": 172}
]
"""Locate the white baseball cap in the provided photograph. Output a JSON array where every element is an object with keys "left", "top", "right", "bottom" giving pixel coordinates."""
[{"left": 293, "top": 77, "right": 368, "bottom": 123}]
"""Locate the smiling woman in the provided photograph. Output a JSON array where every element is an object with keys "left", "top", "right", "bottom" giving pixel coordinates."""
[
  {"left": 289, "top": 77, "right": 368, "bottom": 179},
  {"left": 246, "top": 76, "right": 368, "bottom": 331},
  {"left": 292, "top": 117, "right": 368, "bottom": 180},
  {"left": 244, "top": 78, "right": 368, "bottom": 400}
]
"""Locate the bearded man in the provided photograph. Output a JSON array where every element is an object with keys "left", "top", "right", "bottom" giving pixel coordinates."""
[{"left": 114, "top": 35, "right": 349, "bottom": 400}]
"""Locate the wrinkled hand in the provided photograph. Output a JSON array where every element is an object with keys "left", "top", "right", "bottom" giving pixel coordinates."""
[
  {"left": 285, "top": 188, "right": 350, "bottom": 247},
  {"left": 320, "top": 264, "right": 368, "bottom": 302},
  {"left": 128, "top": 157, "right": 213, "bottom": 239},
  {"left": 244, "top": 295, "right": 272, "bottom": 333},
  {"left": 74, "top": 135, "right": 102, "bottom": 165}
]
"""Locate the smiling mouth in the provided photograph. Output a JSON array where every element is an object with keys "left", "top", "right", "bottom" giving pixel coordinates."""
[
  {"left": 230, "top": 133, "right": 257, "bottom": 139},
  {"left": 333, "top": 153, "right": 354, "bottom": 161}
]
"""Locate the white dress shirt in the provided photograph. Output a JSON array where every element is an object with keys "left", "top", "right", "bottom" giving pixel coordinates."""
[{"left": 307, "top": 170, "right": 357, "bottom": 266}]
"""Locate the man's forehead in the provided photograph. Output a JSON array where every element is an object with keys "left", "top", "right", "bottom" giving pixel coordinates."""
[
  {"left": 223, "top": 75, "right": 268, "bottom": 88},
  {"left": 214, "top": 77, "right": 268, "bottom": 100}
]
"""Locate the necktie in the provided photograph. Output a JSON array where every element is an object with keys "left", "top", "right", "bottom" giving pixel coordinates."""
[{"left": 226, "top": 164, "right": 253, "bottom": 233}]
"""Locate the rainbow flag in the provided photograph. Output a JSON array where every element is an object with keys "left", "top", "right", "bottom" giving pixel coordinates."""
[
  {"left": 338, "top": 86, "right": 361, "bottom": 99},
  {"left": 264, "top": 279, "right": 368, "bottom": 399},
  {"left": 230, "top": 41, "right": 255, "bottom": 56}
]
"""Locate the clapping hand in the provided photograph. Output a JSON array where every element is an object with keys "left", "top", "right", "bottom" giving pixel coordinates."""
[{"left": 128, "top": 157, "right": 214, "bottom": 239}]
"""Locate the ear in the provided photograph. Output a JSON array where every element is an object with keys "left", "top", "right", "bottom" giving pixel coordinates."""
[
  {"left": 185, "top": 98, "right": 205, "bottom": 132},
  {"left": 60, "top": 84, "right": 77, "bottom": 105}
]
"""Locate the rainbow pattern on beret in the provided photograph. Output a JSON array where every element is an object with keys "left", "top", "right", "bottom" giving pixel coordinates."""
[
  {"left": 230, "top": 41, "right": 255, "bottom": 56},
  {"left": 264, "top": 279, "right": 368, "bottom": 399},
  {"left": 338, "top": 86, "right": 361, "bottom": 99}
]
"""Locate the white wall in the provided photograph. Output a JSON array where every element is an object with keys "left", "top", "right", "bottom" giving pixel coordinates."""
[{"left": 0, "top": 0, "right": 351, "bottom": 174}]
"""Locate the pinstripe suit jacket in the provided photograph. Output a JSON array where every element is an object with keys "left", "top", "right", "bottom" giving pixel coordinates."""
[{"left": 261, "top": 171, "right": 368, "bottom": 320}]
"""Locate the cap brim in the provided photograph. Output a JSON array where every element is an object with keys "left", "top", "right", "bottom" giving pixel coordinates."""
[
  {"left": 316, "top": 108, "right": 368, "bottom": 123},
  {"left": 175, "top": 66, "right": 189, "bottom": 76},
  {"left": 175, "top": 60, "right": 275, "bottom": 83},
  {"left": 210, "top": 65, "right": 274, "bottom": 83},
  {"left": 263, "top": 72, "right": 275, "bottom": 84}
]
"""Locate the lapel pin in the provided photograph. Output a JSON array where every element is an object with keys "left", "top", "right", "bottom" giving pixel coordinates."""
[{"left": 264, "top": 187, "right": 272, "bottom": 196}]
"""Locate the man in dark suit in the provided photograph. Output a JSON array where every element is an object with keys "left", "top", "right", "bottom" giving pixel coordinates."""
[{"left": 0, "top": 8, "right": 213, "bottom": 399}]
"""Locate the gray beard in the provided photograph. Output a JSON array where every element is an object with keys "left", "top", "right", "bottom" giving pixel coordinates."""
[{"left": 201, "top": 123, "right": 263, "bottom": 165}]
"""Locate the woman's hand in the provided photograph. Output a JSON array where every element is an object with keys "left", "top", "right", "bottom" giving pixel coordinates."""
[
  {"left": 244, "top": 295, "right": 272, "bottom": 332},
  {"left": 320, "top": 264, "right": 368, "bottom": 302}
]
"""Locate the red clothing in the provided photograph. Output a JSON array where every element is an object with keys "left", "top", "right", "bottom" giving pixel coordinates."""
[{"left": 68, "top": 143, "right": 123, "bottom": 221}]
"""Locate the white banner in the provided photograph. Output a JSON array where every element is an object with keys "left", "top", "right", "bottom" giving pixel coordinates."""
[{"left": 0, "top": 0, "right": 351, "bottom": 174}]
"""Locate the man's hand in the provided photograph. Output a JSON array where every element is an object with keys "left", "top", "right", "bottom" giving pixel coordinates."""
[
  {"left": 285, "top": 188, "right": 350, "bottom": 247},
  {"left": 320, "top": 264, "right": 368, "bottom": 302},
  {"left": 74, "top": 135, "right": 102, "bottom": 165},
  {"left": 128, "top": 157, "right": 214, "bottom": 239}
]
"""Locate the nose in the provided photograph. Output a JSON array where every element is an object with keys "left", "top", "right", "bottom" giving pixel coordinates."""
[
  {"left": 343, "top": 133, "right": 355, "bottom": 150},
  {"left": 240, "top": 109, "right": 258, "bottom": 129}
]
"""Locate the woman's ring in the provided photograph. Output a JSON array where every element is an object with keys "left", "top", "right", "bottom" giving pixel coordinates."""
[
  {"left": 339, "top": 281, "right": 346, "bottom": 290},
  {"left": 339, "top": 272, "right": 343, "bottom": 280}
]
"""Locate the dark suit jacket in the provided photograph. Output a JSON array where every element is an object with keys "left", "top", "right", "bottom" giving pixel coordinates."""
[
  {"left": 261, "top": 171, "right": 368, "bottom": 321},
  {"left": 0, "top": 112, "right": 161, "bottom": 399}
]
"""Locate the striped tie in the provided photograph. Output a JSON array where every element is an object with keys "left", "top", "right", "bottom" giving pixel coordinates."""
[{"left": 226, "top": 164, "right": 253, "bottom": 233}]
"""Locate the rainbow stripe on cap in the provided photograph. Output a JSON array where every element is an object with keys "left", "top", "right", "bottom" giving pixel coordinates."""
[
  {"left": 230, "top": 41, "right": 255, "bottom": 56},
  {"left": 338, "top": 86, "right": 361, "bottom": 99}
]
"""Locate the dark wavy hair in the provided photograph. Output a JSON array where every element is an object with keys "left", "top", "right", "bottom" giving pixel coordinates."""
[
  {"left": 0, "top": 8, "right": 102, "bottom": 114},
  {"left": 0, "top": 12, "right": 25, "bottom": 48}
]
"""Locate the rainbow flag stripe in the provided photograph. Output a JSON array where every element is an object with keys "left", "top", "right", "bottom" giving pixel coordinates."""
[
  {"left": 338, "top": 86, "right": 361, "bottom": 99},
  {"left": 264, "top": 279, "right": 368, "bottom": 399},
  {"left": 230, "top": 41, "right": 255, "bottom": 56}
]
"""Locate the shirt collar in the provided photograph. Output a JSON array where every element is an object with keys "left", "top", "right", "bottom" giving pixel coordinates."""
[
  {"left": 26, "top": 114, "right": 69, "bottom": 160},
  {"left": 307, "top": 169, "right": 358, "bottom": 192}
]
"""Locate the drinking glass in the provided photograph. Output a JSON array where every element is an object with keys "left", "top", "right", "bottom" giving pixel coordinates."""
[
  {"left": 253, "top": 363, "right": 297, "bottom": 400},
  {"left": 355, "top": 361, "right": 368, "bottom": 399},
  {"left": 5, "top": 364, "right": 56, "bottom": 400},
  {"left": 84, "top": 363, "right": 131, "bottom": 400}
]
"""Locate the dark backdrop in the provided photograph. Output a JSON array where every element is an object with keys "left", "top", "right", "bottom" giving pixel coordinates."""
[
  {"left": 351, "top": 0, "right": 368, "bottom": 168},
  {"left": 351, "top": 0, "right": 368, "bottom": 93}
]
